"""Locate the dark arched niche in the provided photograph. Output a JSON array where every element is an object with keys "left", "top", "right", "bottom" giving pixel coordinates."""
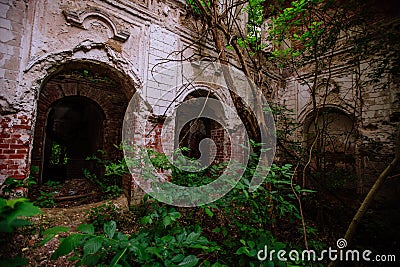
[
  {"left": 304, "top": 107, "right": 357, "bottom": 189},
  {"left": 305, "top": 107, "right": 355, "bottom": 155}
]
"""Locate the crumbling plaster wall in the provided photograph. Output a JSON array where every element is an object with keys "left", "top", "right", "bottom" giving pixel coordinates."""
[
  {"left": 278, "top": 51, "right": 399, "bottom": 190},
  {"left": 0, "top": 0, "right": 198, "bottom": 183}
]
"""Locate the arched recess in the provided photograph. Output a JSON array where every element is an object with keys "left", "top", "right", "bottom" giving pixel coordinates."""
[
  {"left": 175, "top": 89, "right": 228, "bottom": 165},
  {"left": 303, "top": 106, "right": 357, "bottom": 189},
  {"left": 26, "top": 44, "right": 140, "bottom": 183}
]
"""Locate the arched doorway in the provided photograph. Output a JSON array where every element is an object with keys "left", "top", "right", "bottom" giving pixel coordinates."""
[
  {"left": 176, "top": 89, "right": 226, "bottom": 164},
  {"left": 31, "top": 61, "right": 133, "bottom": 184},
  {"left": 42, "top": 96, "right": 104, "bottom": 182}
]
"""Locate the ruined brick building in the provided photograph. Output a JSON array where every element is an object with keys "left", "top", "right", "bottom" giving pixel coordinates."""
[{"left": 0, "top": 0, "right": 399, "bottom": 205}]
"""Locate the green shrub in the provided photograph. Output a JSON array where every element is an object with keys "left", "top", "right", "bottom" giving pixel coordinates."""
[
  {"left": 32, "top": 180, "right": 61, "bottom": 208},
  {"left": 34, "top": 191, "right": 57, "bottom": 208},
  {"left": 45, "top": 205, "right": 222, "bottom": 266},
  {"left": 87, "top": 202, "right": 120, "bottom": 232},
  {"left": 84, "top": 147, "right": 126, "bottom": 199},
  {"left": 62, "top": 144, "right": 319, "bottom": 266}
]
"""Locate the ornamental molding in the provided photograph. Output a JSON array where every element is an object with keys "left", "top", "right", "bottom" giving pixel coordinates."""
[{"left": 63, "top": 8, "right": 130, "bottom": 42}]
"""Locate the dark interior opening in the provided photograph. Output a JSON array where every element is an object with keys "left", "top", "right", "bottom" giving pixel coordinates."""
[
  {"left": 179, "top": 117, "right": 212, "bottom": 160},
  {"left": 176, "top": 90, "right": 225, "bottom": 163},
  {"left": 42, "top": 96, "right": 104, "bottom": 182}
]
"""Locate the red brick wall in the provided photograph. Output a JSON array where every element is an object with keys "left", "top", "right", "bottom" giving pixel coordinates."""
[
  {"left": 210, "top": 128, "right": 231, "bottom": 164},
  {"left": 0, "top": 114, "right": 32, "bottom": 181},
  {"left": 210, "top": 128, "right": 246, "bottom": 165}
]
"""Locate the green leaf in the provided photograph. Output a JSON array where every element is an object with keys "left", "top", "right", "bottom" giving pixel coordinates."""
[
  {"left": 82, "top": 253, "right": 101, "bottom": 267},
  {"left": 77, "top": 224, "right": 95, "bottom": 235},
  {"left": 140, "top": 216, "right": 152, "bottom": 225},
  {"left": 67, "top": 255, "right": 80, "bottom": 261},
  {"left": 168, "top": 211, "right": 181, "bottom": 220},
  {"left": 248, "top": 248, "right": 257, "bottom": 257},
  {"left": 212, "top": 227, "right": 220, "bottom": 233},
  {"left": 204, "top": 207, "right": 213, "bottom": 217},
  {"left": 6, "top": 200, "right": 41, "bottom": 221},
  {"left": 83, "top": 236, "right": 104, "bottom": 256},
  {"left": 247, "top": 240, "right": 255, "bottom": 248},
  {"left": 0, "top": 198, "right": 41, "bottom": 233},
  {"left": 104, "top": 221, "right": 116, "bottom": 238},
  {"left": 40, "top": 234, "right": 57, "bottom": 246},
  {"left": 40, "top": 226, "right": 69, "bottom": 246},
  {"left": 236, "top": 247, "right": 250, "bottom": 255},
  {"left": 42, "top": 226, "right": 69, "bottom": 236},
  {"left": 146, "top": 247, "right": 163, "bottom": 259},
  {"left": 51, "top": 234, "right": 84, "bottom": 259},
  {"left": 185, "top": 232, "right": 200, "bottom": 244},
  {"left": 176, "top": 232, "right": 187, "bottom": 243},
  {"left": 161, "top": 235, "right": 174, "bottom": 243},
  {"left": 4, "top": 198, "right": 26, "bottom": 209},
  {"left": 9, "top": 218, "right": 31, "bottom": 228},
  {"left": 222, "top": 228, "right": 228, "bottom": 237},
  {"left": 189, "top": 244, "right": 209, "bottom": 250},
  {"left": 300, "top": 189, "right": 317, "bottom": 193},
  {"left": 171, "top": 254, "right": 185, "bottom": 263},
  {"left": 116, "top": 232, "right": 128, "bottom": 241},
  {"left": 178, "top": 255, "right": 199, "bottom": 267},
  {"left": 163, "top": 216, "right": 172, "bottom": 228}
]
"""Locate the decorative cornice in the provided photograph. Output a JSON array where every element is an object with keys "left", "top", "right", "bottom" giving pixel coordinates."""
[{"left": 63, "top": 8, "right": 130, "bottom": 42}]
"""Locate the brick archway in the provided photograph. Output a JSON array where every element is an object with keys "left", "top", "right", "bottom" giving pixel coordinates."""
[
  {"left": 31, "top": 61, "right": 134, "bottom": 183},
  {"left": 175, "top": 89, "right": 231, "bottom": 165}
]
